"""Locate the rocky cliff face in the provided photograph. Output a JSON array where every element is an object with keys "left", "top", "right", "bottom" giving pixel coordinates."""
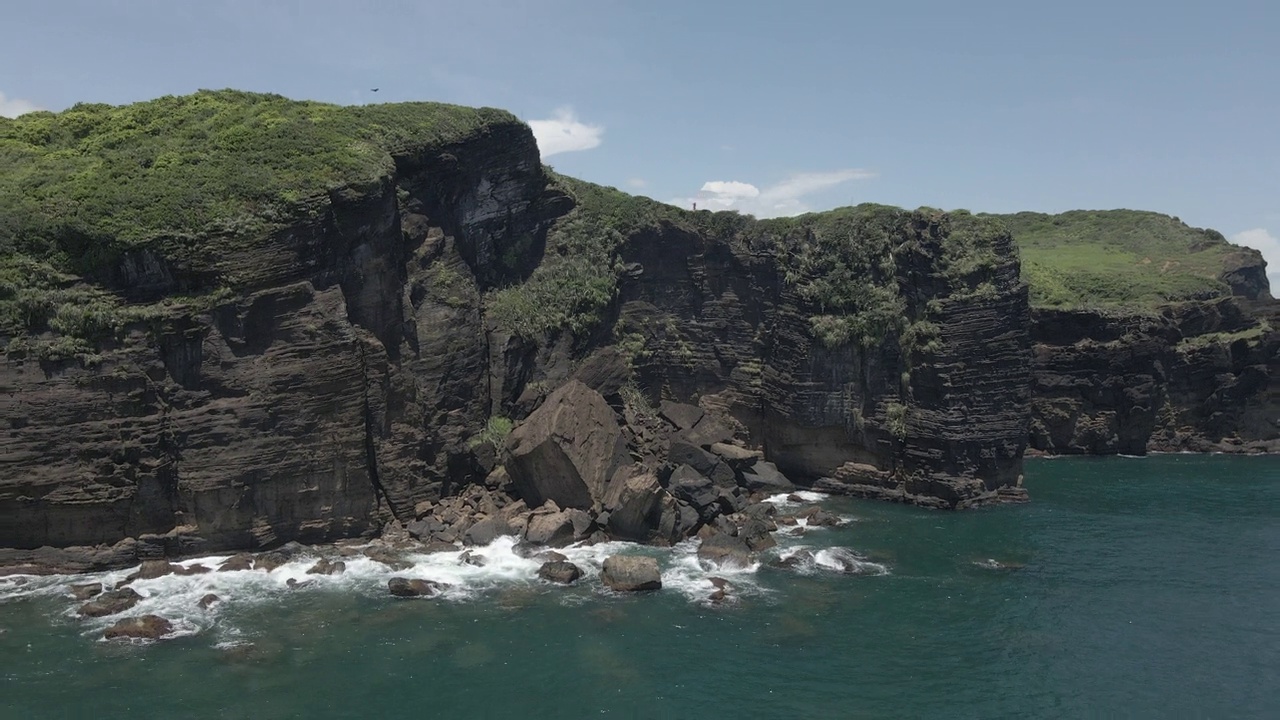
[
  {"left": 0, "top": 105, "right": 1035, "bottom": 570},
  {"left": 0, "top": 118, "right": 568, "bottom": 570},
  {"left": 605, "top": 215, "right": 1030, "bottom": 508},
  {"left": 13, "top": 95, "right": 1274, "bottom": 573},
  {"left": 1029, "top": 296, "right": 1280, "bottom": 455}
]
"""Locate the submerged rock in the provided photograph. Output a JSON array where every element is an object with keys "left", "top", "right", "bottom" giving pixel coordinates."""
[
  {"left": 69, "top": 583, "right": 103, "bottom": 601},
  {"left": 537, "top": 561, "right": 583, "bottom": 585},
  {"left": 820, "top": 548, "right": 880, "bottom": 575},
  {"left": 364, "top": 547, "right": 413, "bottom": 571},
  {"left": 126, "top": 559, "right": 180, "bottom": 582},
  {"left": 305, "top": 558, "right": 346, "bottom": 575},
  {"left": 387, "top": 577, "right": 446, "bottom": 598},
  {"left": 697, "top": 533, "right": 754, "bottom": 569},
  {"left": 769, "top": 550, "right": 814, "bottom": 571},
  {"left": 600, "top": 556, "right": 662, "bottom": 592},
  {"left": 198, "top": 593, "right": 220, "bottom": 609},
  {"left": 103, "top": 615, "right": 173, "bottom": 641},
  {"left": 218, "top": 554, "right": 255, "bottom": 572},
  {"left": 798, "top": 506, "right": 842, "bottom": 527},
  {"left": 707, "top": 576, "right": 731, "bottom": 604},
  {"left": 78, "top": 588, "right": 142, "bottom": 617},
  {"left": 253, "top": 552, "right": 290, "bottom": 573}
]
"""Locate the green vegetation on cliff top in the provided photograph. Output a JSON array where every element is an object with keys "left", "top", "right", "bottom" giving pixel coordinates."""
[
  {"left": 489, "top": 173, "right": 1008, "bottom": 346},
  {"left": 0, "top": 89, "right": 512, "bottom": 267},
  {"left": 0, "top": 90, "right": 513, "bottom": 356},
  {"left": 993, "top": 210, "right": 1241, "bottom": 308},
  {"left": 1, "top": 91, "right": 1258, "bottom": 360}
]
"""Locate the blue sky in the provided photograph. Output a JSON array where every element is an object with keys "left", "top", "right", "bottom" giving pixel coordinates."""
[{"left": 2, "top": 1, "right": 1278, "bottom": 273}]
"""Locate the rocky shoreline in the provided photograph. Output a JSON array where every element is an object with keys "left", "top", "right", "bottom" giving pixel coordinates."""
[
  {"left": 0, "top": 488, "right": 868, "bottom": 644},
  {"left": 0, "top": 380, "right": 826, "bottom": 577}
]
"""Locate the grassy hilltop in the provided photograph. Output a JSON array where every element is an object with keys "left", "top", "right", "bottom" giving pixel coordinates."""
[
  {"left": 993, "top": 210, "right": 1240, "bottom": 308},
  {"left": 0, "top": 90, "right": 514, "bottom": 356}
]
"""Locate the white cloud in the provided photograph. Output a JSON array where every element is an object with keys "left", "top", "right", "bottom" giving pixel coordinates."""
[
  {"left": 671, "top": 169, "right": 876, "bottom": 217},
  {"left": 0, "top": 91, "right": 41, "bottom": 118},
  {"left": 527, "top": 107, "right": 602, "bottom": 158},
  {"left": 1231, "top": 228, "right": 1280, "bottom": 290},
  {"left": 626, "top": 178, "right": 648, "bottom": 190}
]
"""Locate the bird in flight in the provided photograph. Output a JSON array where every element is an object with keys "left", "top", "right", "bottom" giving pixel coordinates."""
[{"left": 370, "top": 88, "right": 379, "bottom": 92}]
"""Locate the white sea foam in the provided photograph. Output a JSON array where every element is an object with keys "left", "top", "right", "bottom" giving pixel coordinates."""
[
  {"left": 763, "top": 490, "right": 829, "bottom": 508},
  {"left": 776, "top": 545, "right": 889, "bottom": 576},
  {"left": 1, "top": 493, "right": 891, "bottom": 641}
]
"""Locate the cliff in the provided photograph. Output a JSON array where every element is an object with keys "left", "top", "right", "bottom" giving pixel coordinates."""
[
  {"left": 998, "top": 210, "right": 1280, "bottom": 455},
  {"left": 0, "top": 92, "right": 1030, "bottom": 571}
]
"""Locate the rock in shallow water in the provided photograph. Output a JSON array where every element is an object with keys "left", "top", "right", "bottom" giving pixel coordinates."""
[
  {"left": 364, "top": 547, "right": 413, "bottom": 571},
  {"left": 305, "top": 558, "right": 346, "bottom": 575},
  {"left": 387, "top": 577, "right": 446, "bottom": 598},
  {"left": 104, "top": 615, "right": 173, "bottom": 640},
  {"left": 464, "top": 516, "right": 511, "bottom": 546},
  {"left": 600, "top": 556, "right": 662, "bottom": 592},
  {"left": 69, "top": 583, "right": 102, "bottom": 601},
  {"left": 78, "top": 588, "right": 142, "bottom": 617},
  {"left": 537, "top": 561, "right": 582, "bottom": 584},
  {"left": 218, "top": 554, "right": 255, "bottom": 572},
  {"left": 697, "top": 532, "right": 754, "bottom": 569},
  {"left": 126, "top": 559, "right": 180, "bottom": 582},
  {"left": 198, "top": 593, "right": 220, "bottom": 609}
]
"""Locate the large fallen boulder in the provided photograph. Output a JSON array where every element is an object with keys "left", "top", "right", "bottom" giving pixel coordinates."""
[
  {"left": 709, "top": 442, "right": 762, "bottom": 469},
  {"left": 668, "top": 440, "right": 720, "bottom": 476},
  {"left": 659, "top": 401, "right": 704, "bottom": 431},
  {"left": 464, "top": 516, "right": 512, "bottom": 546},
  {"left": 600, "top": 467, "right": 667, "bottom": 541},
  {"left": 505, "top": 380, "right": 629, "bottom": 510},
  {"left": 739, "top": 461, "right": 796, "bottom": 493},
  {"left": 524, "top": 507, "right": 591, "bottom": 546},
  {"left": 600, "top": 555, "right": 662, "bottom": 592},
  {"left": 668, "top": 464, "right": 719, "bottom": 512}
]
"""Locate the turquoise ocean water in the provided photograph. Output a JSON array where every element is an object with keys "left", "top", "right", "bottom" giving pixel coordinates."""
[{"left": 2, "top": 455, "right": 1277, "bottom": 719}]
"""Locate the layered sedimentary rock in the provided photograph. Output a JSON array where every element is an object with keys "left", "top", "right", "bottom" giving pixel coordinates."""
[
  {"left": 1030, "top": 297, "right": 1280, "bottom": 455},
  {"left": 605, "top": 213, "right": 1030, "bottom": 508},
  {"left": 1, "top": 107, "right": 568, "bottom": 568},
  {"left": 19, "top": 91, "right": 1278, "bottom": 571}
]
